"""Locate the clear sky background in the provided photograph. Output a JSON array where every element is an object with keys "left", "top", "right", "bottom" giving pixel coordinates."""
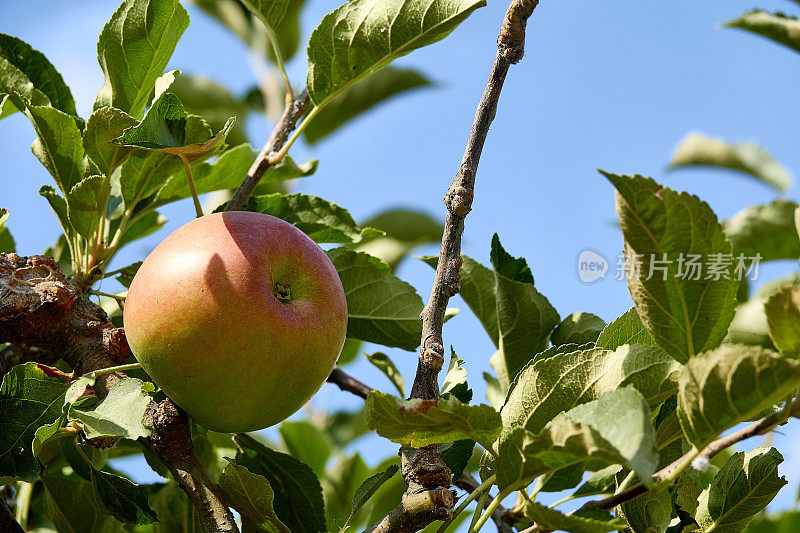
[{"left": 2, "top": 0, "right": 800, "bottom": 522}]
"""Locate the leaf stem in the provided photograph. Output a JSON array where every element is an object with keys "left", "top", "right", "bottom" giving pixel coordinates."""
[
  {"left": 90, "top": 362, "right": 142, "bottom": 378},
  {"left": 267, "top": 105, "right": 321, "bottom": 165},
  {"left": 263, "top": 23, "right": 292, "bottom": 106},
  {"left": 470, "top": 487, "right": 513, "bottom": 533},
  {"left": 180, "top": 155, "right": 204, "bottom": 218},
  {"left": 89, "top": 289, "right": 126, "bottom": 302},
  {"left": 13, "top": 482, "right": 32, "bottom": 530},
  {"left": 468, "top": 490, "right": 490, "bottom": 532},
  {"left": 437, "top": 475, "right": 496, "bottom": 533}
]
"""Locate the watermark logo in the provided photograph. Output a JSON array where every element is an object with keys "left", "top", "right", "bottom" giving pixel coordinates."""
[{"left": 577, "top": 250, "right": 608, "bottom": 283}]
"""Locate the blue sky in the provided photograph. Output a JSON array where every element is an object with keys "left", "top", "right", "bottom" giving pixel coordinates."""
[{"left": 2, "top": 0, "right": 800, "bottom": 521}]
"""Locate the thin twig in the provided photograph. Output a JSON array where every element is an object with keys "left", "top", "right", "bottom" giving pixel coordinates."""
[
  {"left": 226, "top": 90, "right": 310, "bottom": 211},
  {"left": 386, "top": 2, "right": 539, "bottom": 531},
  {"left": 327, "top": 366, "right": 373, "bottom": 399}
]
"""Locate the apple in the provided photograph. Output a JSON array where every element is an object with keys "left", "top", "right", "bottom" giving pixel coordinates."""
[{"left": 123, "top": 211, "right": 348, "bottom": 433}]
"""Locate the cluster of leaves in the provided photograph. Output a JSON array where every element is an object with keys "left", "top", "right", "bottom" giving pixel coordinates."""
[{"left": 3, "top": 1, "right": 800, "bottom": 533}]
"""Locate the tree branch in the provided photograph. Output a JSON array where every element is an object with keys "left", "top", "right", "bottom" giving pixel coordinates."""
[
  {"left": 0, "top": 253, "right": 239, "bottom": 533},
  {"left": 327, "top": 366, "right": 373, "bottom": 399},
  {"left": 365, "top": 487, "right": 456, "bottom": 533},
  {"left": 226, "top": 90, "right": 311, "bottom": 211},
  {"left": 378, "top": 1, "right": 539, "bottom": 531},
  {"left": 0, "top": 498, "right": 23, "bottom": 533}
]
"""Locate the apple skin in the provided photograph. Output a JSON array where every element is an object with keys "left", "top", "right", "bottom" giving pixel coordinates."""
[{"left": 123, "top": 211, "right": 348, "bottom": 433}]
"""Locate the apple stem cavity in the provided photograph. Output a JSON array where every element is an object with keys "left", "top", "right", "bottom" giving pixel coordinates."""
[{"left": 273, "top": 282, "right": 292, "bottom": 303}]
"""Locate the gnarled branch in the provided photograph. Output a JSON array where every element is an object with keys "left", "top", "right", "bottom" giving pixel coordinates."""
[{"left": 0, "top": 253, "right": 238, "bottom": 533}]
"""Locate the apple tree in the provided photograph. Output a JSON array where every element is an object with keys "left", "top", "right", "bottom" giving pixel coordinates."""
[{"left": 2, "top": 0, "right": 800, "bottom": 532}]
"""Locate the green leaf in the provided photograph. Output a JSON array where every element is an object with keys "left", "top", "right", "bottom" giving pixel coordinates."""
[
  {"left": 28, "top": 105, "right": 85, "bottom": 195},
  {"left": 490, "top": 235, "right": 559, "bottom": 390},
  {"left": 279, "top": 420, "right": 333, "bottom": 478},
  {"left": 0, "top": 209, "right": 14, "bottom": 253},
  {"left": 116, "top": 210, "right": 167, "bottom": 249},
  {"left": 496, "top": 388, "right": 658, "bottom": 489},
  {"left": 234, "top": 433, "right": 326, "bottom": 533},
  {"left": 573, "top": 465, "right": 622, "bottom": 498},
  {"left": 421, "top": 254, "right": 499, "bottom": 344},
  {"left": 440, "top": 348, "right": 469, "bottom": 398},
  {"left": 0, "top": 362, "right": 69, "bottom": 482},
  {"left": 520, "top": 502, "right": 625, "bottom": 533},
  {"left": 89, "top": 467, "right": 158, "bottom": 525},
  {"left": 552, "top": 312, "right": 606, "bottom": 346},
  {"left": 356, "top": 209, "right": 443, "bottom": 271},
  {"left": 695, "top": 447, "right": 787, "bottom": 533},
  {"left": 677, "top": 345, "right": 800, "bottom": 448},
  {"left": 306, "top": 0, "right": 485, "bottom": 106},
  {"left": 150, "top": 143, "right": 256, "bottom": 208},
  {"left": 323, "top": 453, "right": 371, "bottom": 530},
  {"left": 193, "top": 0, "right": 307, "bottom": 62},
  {"left": 169, "top": 73, "right": 250, "bottom": 146},
  {"left": 113, "top": 92, "right": 236, "bottom": 162},
  {"left": 305, "top": 66, "right": 431, "bottom": 144},
  {"left": 83, "top": 107, "right": 138, "bottom": 175},
  {"left": 247, "top": 193, "right": 383, "bottom": 244},
  {"left": 95, "top": 0, "right": 190, "bottom": 118},
  {"left": 604, "top": 171, "right": 738, "bottom": 363},
  {"left": 669, "top": 133, "right": 792, "bottom": 193},
  {"left": 150, "top": 482, "right": 203, "bottom": 533},
  {"left": 441, "top": 439, "right": 474, "bottom": 481},
  {"left": 502, "top": 344, "right": 681, "bottom": 437},
  {"left": 69, "top": 378, "right": 154, "bottom": 440},
  {"left": 765, "top": 286, "right": 800, "bottom": 357},
  {"left": 41, "top": 475, "right": 125, "bottom": 533},
  {"left": 365, "top": 391, "right": 501, "bottom": 450},
  {"left": 0, "top": 33, "right": 76, "bottom": 116},
  {"left": 725, "top": 200, "right": 800, "bottom": 262},
  {"left": 619, "top": 488, "right": 672, "bottom": 533},
  {"left": 118, "top": 114, "right": 212, "bottom": 209},
  {"left": 32, "top": 405, "right": 70, "bottom": 457},
  {"left": 340, "top": 464, "right": 399, "bottom": 532},
  {"left": 742, "top": 511, "right": 800, "bottom": 533},
  {"left": 595, "top": 307, "right": 656, "bottom": 350},
  {"left": 219, "top": 460, "right": 290, "bottom": 533},
  {"left": 113, "top": 262, "right": 142, "bottom": 289},
  {"left": 67, "top": 175, "right": 111, "bottom": 239},
  {"left": 723, "top": 10, "right": 800, "bottom": 56},
  {"left": 366, "top": 352, "right": 405, "bottom": 396},
  {"left": 327, "top": 248, "right": 424, "bottom": 350}
]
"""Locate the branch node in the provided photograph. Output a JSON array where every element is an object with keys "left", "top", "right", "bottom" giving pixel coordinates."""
[{"left": 498, "top": 0, "right": 539, "bottom": 63}]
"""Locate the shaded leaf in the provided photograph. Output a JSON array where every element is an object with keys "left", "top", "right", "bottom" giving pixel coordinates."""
[
  {"left": 696, "top": 447, "right": 787, "bottom": 533},
  {"left": 723, "top": 10, "right": 800, "bottom": 56},
  {"left": 306, "top": 0, "right": 485, "bottom": 105},
  {"left": 521, "top": 502, "right": 625, "bottom": 533},
  {"left": 305, "top": 66, "right": 432, "bottom": 144},
  {"left": 357, "top": 209, "right": 442, "bottom": 271},
  {"left": 83, "top": 107, "right": 138, "bottom": 175},
  {"left": 327, "top": 248, "right": 424, "bottom": 350},
  {"left": 742, "top": 511, "right": 800, "bottom": 533},
  {"left": 619, "top": 487, "right": 672, "bottom": 533},
  {"left": 725, "top": 200, "right": 800, "bottom": 262},
  {"left": 247, "top": 193, "right": 383, "bottom": 244},
  {"left": 41, "top": 475, "right": 125, "bottom": 533},
  {"left": 279, "top": 420, "right": 332, "bottom": 478},
  {"left": 573, "top": 465, "right": 622, "bottom": 498},
  {"left": 67, "top": 175, "right": 110, "bottom": 239},
  {"left": 169, "top": 73, "right": 249, "bottom": 146},
  {"left": 0, "top": 33, "right": 76, "bottom": 116},
  {"left": 89, "top": 467, "right": 157, "bottom": 525},
  {"left": 219, "top": 460, "right": 290, "bottom": 532},
  {"left": 669, "top": 133, "right": 791, "bottom": 192},
  {"left": 366, "top": 352, "right": 405, "bottom": 396},
  {"left": 551, "top": 312, "right": 606, "bottom": 346},
  {"left": 365, "top": 391, "right": 501, "bottom": 450},
  {"left": 113, "top": 262, "right": 142, "bottom": 289},
  {"left": 677, "top": 345, "right": 800, "bottom": 448},
  {"left": 0, "top": 362, "right": 69, "bottom": 482},
  {"left": 150, "top": 481, "right": 204, "bottom": 533},
  {"left": 95, "top": 0, "right": 190, "bottom": 118},
  {"left": 490, "top": 235, "right": 559, "bottom": 390},
  {"left": 340, "top": 464, "right": 399, "bottom": 532},
  {"left": 604, "top": 171, "right": 738, "bottom": 363},
  {"left": 765, "top": 285, "right": 800, "bottom": 357},
  {"left": 234, "top": 433, "right": 326, "bottom": 533}
]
